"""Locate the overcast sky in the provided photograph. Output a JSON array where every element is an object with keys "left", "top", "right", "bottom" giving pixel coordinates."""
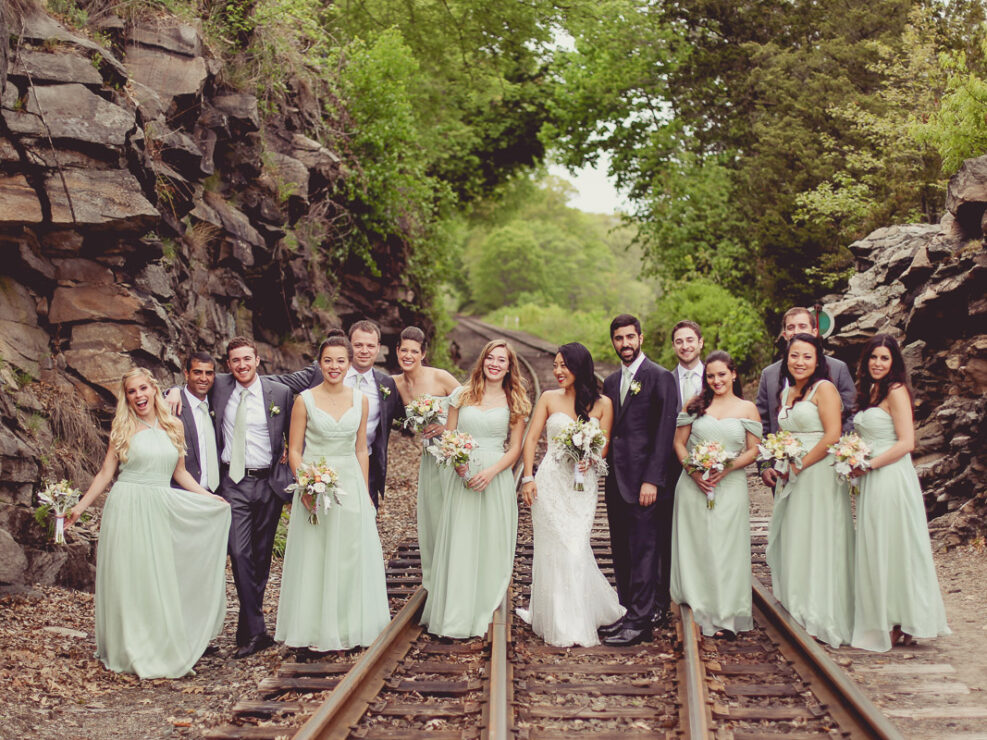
[{"left": 548, "top": 153, "right": 631, "bottom": 215}]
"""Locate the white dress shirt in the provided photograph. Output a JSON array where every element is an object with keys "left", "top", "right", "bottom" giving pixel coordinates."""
[
  {"left": 221, "top": 376, "right": 273, "bottom": 468},
  {"left": 677, "top": 362, "right": 704, "bottom": 407},
  {"left": 183, "top": 387, "right": 212, "bottom": 487},
  {"left": 345, "top": 367, "right": 380, "bottom": 449},
  {"left": 624, "top": 352, "right": 647, "bottom": 380}
]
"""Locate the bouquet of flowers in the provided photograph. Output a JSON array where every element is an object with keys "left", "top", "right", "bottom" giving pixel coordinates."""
[
  {"left": 36, "top": 479, "right": 81, "bottom": 544},
  {"left": 285, "top": 459, "right": 345, "bottom": 525},
  {"left": 551, "top": 417, "right": 608, "bottom": 491},
  {"left": 757, "top": 430, "right": 807, "bottom": 477},
  {"left": 403, "top": 396, "right": 445, "bottom": 444},
  {"left": 683, "top": 441, "right": 734, "bottom": 508},
  {"left": 827, "top": 433, "right": 872, "bottom": 496},
  {"left": 427, "top": 430, "right": 478, "bottom": 487}
]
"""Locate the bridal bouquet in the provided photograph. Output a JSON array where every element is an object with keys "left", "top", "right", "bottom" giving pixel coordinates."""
[
  {"left": 683, "top": 441, "right": 734, "bottom": 509},
  {"left": 757, "top": 430, "right": 807, "bottom": 477},
  {"left": 403, "top": 396, "right": 445, "bottom": 443},
  {"left": 827, "top": 433, "right": 872, "bottom": 496},
  {"left": 285, "top": 459, "right": 345, "bottom": 525},
  {"left": 551, "top": 417, "right": 608, "bottom": 491},
  {"left": 36, "top": 479, "right": 81, "bottom": 544},
  {"left": 427, "top": 430, "right": 478, "bottom": 486}
]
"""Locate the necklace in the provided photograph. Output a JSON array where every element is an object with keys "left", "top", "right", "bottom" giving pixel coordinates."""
[{"left": 136, "top": 415, "right": 158, "bottom": 430}]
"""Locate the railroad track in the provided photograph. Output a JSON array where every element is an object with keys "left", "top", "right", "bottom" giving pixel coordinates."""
[{"left": 205, "top": 316, "right": 914, "bottom": 740}]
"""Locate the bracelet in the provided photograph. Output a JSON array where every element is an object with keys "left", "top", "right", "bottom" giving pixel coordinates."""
[{"left": 521, "top": 475, "right": 535, "bottom": 484}]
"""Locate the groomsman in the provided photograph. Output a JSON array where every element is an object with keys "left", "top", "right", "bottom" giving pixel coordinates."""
[
  {"left": 212, "top": 337, "right": 293, "bottom": 658},
  {"left": 756, "top": 306, "right": 856, "bottom": 488},
  {"left": 599, "top": 315, "right": 679, "bottom": 646},
  {"left": 268, "top": 320, "right": 399, "bottom": 508},
  {"left": 671, "top": 320, "right": 705, "bottom": 411},
  {"left": 173, "top": 351, "right": 220, "bottom": 492}
]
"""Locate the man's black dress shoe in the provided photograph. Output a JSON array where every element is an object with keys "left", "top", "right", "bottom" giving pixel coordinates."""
[
  {"left": 597, "top": 618, "right": 625, "bottom": 638},
  {"left": 602, "top": 626, "right": 653, "bottom": 647},
  {"left": 652, "top": 609, "right": 672, "bottom": 629},
  {"left": 202, "top": 644, "right": 221, "bottom": 656},
  {"left": 235, "top": 632, "right": 274, "bottom": 659}
]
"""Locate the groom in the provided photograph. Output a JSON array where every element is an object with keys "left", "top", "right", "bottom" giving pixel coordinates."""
[{"left": 600, "top": 314, "right": 679, "bottom": 646}]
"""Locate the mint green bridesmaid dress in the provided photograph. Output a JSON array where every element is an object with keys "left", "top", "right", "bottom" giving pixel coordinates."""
[
  {"left": 95, "top": 427, "right": 231, "bottom": 678},
  {"left": 275, "top": 388, "right": 390, "bottom": 650},
  {"left": 416, "top": 393, "right": 455, "bottom": 595},
  {"left": 671, "top": 412, "right": 761, "bottom": 636},
  {"left": 421, "top": 403, "right": 517, "bottom": 638},
  {"left": 851, "top": 407, "right": 949, "bottom": 651},
  {"left": 766, "top": 382, "right": 854, "bottom": 648}
]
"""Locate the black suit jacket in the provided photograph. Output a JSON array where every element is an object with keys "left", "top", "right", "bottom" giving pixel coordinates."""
[
  {"left": 603, "top": 357, "right": 680, "bottom": 504},
  {"left": 211, "top": 374, "right": 294, "bottom": 502},
  {"left": 267, "top": 363, "right": 400, "bottom": 502}
]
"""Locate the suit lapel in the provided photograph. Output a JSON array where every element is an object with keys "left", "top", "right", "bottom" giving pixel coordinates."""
[
  {"left": 260, "top": 377, "right": 280, "bottom": 454},
  {"left": 179, "top": 400, "right": 200, "bottom": 470},
  {"left": 614, "top": 361, "right": 645, "bottom": 426},
  {"left": 210, "top": 376, "right": 233, "bottom": 449}
]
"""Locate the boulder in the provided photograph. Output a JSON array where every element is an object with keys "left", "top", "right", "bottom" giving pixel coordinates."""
[
  {"left": 125, "top": 44, "right": 208, "bottom": 106},
  {"left": 0, "top": 276, "right": 49, "bottom": 376},
  {"left": 49, "top": 285, "right": 142, "bottom": 323},
  {"left": 944, "top": 154, "right": 987, "bottom": 237},
  {"left": 0, "top": 529, "right": 28, "bottom": 583},
  {"left": 18, "top": 7, "right": 128, "bottom": 81},
  {"left": 53, "top": 258, "right": 115, "bottom": 285},
  {"left": 213, "top": 93, "right": 260, "bottom": 132},
  {"left": 128, "top": 22, "right": 202, "bottom": 57},
  {"left": 8, "top": 49, "right": 103, "bottom": 87},
  {"left": 62, "top": 347, "right": 139, "bottom": 393},
  {"left": 0, "top": 174, "right": 43, "bottom": 225},
  {"left": 45, "top": 170, "right": 159, "bottom": 231},
  {"left": 5, "top": 84, "right": 135, "bottom": 150}
]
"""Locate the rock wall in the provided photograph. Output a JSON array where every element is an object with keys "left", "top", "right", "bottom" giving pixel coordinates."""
[
  {"left": 0, "top": 4, "right": 427, "bottom": 588},
  {"left": 825, "top": 156, "right": 987, "bottom": 547}
]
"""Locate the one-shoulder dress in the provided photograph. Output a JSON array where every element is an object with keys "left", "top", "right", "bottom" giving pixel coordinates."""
[
  {"left": 416, "top": 393, "right": 454, "bottom": 595},
  {"left": 766, "top": 382, "right": 854, "bottom": 648},
  {"left": 516, "top": 412, "right": 625, "bottom": 647},
  {"left": 851, "top": 406, "right": 949, "bottom": 651},
  {"left": 275, "top": 388, "right": 390, "bottom": 650},
  {"left": 421, "top": 402, "right": 517, "bottom": 638},
  {"left": 671, "top": 412, "right": 761, "bottom": 636},
  {"left": 95, "top": 427, "right": 231, "bottom": 678}
]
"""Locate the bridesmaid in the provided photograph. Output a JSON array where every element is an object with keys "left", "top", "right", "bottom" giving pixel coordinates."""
[
  {"left": 766, "top": 333, "right": 854, "bottom": 647},
  {"left": 850, "top": 335, "right": 949, "bottom": 651},
  {"left": 671, "top": 351, "right": 761, "bottom": 639},
  {"left": 67, "top": 368, "right": 230, "bottom": 679},
  {"left": 421, "top": 339, "right": 530, "bottom": 638},
  {"left": 276, "top": 335, "right": 390, "bottom": 651},
  {"left": 391, "top": 326, "right": 460, "bottom": 594}
]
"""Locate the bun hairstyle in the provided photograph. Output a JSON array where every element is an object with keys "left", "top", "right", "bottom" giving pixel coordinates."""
[
  {"left": 319, "top": 330, "right": 353, "bottom": 361},
  {"left": 779, "top": 332, "right": 830, "bottom": 405},
  {"left": 399, "top": 326, "right": 427, "bottom": 353},
  {"left": 685, "top": 350, "right": 742, "bottom": 416},
  {"left": 557, "top": 342, "right": 601, "bottom": 421},
  {"left": 856, "top": 334, "right": 912, "bottom": 410}
]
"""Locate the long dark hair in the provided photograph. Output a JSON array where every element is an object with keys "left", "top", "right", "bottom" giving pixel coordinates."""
[
  {"left": 779, "top": 333, "right": 830, "bottom": 405},
  {"left": 856, "top": 334, "right": 912, "bottom": 410},
  {"left": 558, "top": 342, "right": 601, "bottom": 421},
  {"left": 685, "top": 350, "right": 743, "bottom": 416}
]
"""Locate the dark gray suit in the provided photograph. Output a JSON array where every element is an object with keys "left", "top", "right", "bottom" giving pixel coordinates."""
[
  {"left": 268, "top": 363, "right": 400, "bottom": 506},
  {"left": 211, "top": 374, "right": 293, "bottom": 645},
  {"left": 172, "top": 390, "right": 213, "bottom": 490},
  {"left": 602, "top": 356, "right": 679, "bottom": 628},
  {"left": 755, "top": 355, "right": 856, "bottom": 439}
]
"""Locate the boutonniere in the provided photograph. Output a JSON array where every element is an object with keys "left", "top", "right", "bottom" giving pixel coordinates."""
[
  {"left": 629, "top": 380, "right": 642, "bottom": 396},
  {"left": 209, "top": 409, "right": 216, "bottom": 418},
  {"left": 379, "top": 384, "right": 391, "bottom": 399},
  {"left": 269, "top": 401, "right": 281, "bottom": 417}
]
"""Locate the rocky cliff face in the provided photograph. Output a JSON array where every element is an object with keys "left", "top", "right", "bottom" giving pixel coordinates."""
[
  {"left": 826, "top": 156, "right": 987, "bottom": 547},
  {"left": 0, "top": 4, "right": 426, "bottom": 588}
]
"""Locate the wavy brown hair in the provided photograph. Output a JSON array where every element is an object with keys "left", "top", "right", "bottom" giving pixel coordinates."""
[
  {"left": 856, "top": 334, "right": 912, "bottom": 410},
  {"left": 109, "top": 368, "right": 185, "bottom": 462},
  {"left": 457, "top": 339, "right": 531, "bottom": 425}
]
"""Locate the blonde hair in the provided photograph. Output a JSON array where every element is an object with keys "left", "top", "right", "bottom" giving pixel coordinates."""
[
  {"left": 110, "top": 368, "right": 186, "bottom": 463},
  {"left": 457, "top": 340, "right": 532, "bottom": 425}
]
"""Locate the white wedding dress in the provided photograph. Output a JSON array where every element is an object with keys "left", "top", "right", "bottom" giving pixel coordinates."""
[{"left": 516, "top": 412, "right": 625, "bottom": 646}]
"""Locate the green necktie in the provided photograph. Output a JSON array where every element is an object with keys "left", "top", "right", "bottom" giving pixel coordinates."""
[
  {"left": 686, "top": 371, "right": 700, "bottom": 401},
  {"left": 197, "top": 403, "right": 220, "bottom": 490},
  {"left": 229, "top": 388, "right": 248, "bottom": 484},
  {"left": 620, "top": 367, "right": 632, "bottom": 404}
]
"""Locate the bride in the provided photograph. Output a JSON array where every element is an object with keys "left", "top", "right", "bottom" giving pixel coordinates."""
[{"left": 516, "top": 343, "right": 625, "bottom": 646}]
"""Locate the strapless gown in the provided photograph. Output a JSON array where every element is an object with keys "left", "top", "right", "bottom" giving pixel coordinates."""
[
  {"left": 766, "top": 382, "right": 854, "bottom": 647},
  {"left": 671, "top": 412, "right": 761, "bottom": 636},
  {"left": 516, "top": 412, "right": 625, "bottom": 647},
  {"left": 95, "top": 427, "right": 230, "bottom": 678},
  {"left": 415, "top": 393, "right": 454, "bottom": 594},
  {"left": 275, "top": 388, "right": 390, "bottom": 650},
  {"left": 421, "top": 402, "right": 517, "bottom": 638},
  {"left": 851, "top": 406, "right": 949, "bottom": 651}
]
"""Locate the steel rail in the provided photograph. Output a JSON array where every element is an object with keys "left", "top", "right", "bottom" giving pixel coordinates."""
[
  {"left": 676, "top": 603, "right": 712, "bottom": 740},
  {"left": 751, "top": 575, "right": 904, "bottom": 740}
]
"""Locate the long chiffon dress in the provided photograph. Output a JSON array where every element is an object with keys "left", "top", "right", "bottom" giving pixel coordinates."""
[
  {"left": 421, "top": 401, "right": 517, "bottom": 638},
  {"left": 416, "top": 393, "right": 454, "bottom": 594},
  {"left": 95, "top": 426, "right": 230, "bottom": 678},
  {"left": 671, "top": 412, "right": 761, "bottom": 636},
  {"left": 850, "top": 406, "right": 950, "bottom": 651},
  {"left": 515, "top": 412, "right": 625, "bottom": 647},
  {"left": 766, "top": 382, "right": 854, "bottom": 648},
  {"left": 275, "top": 388, "right": 390, "bottom": 650}
]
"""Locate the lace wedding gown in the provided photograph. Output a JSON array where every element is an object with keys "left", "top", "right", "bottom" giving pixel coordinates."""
[{"left": 516, "top": 412, "right": 625, "bottom": 647}]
